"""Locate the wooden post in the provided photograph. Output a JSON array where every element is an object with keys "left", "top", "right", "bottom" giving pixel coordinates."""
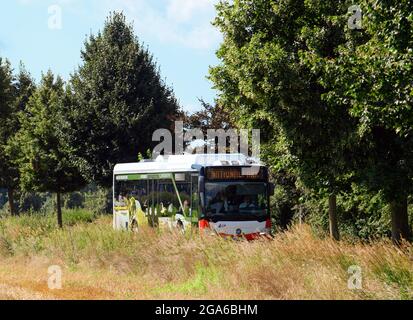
[
  {"left": 329, "top": 194, "right": 340, "bottom": 241},
  {"left": 56, "top": 191, "right": 63, "bottom": 229},
  {"left": 7, "top": 188, "right": 16, "bottom": 216},
  {"left": 390, "top": 197, "right": 411, "bottom": 245}
]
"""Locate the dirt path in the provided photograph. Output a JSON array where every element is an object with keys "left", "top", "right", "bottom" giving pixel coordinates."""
[{"left": 0, "top": 283, "right": 56, "bottom": 300}]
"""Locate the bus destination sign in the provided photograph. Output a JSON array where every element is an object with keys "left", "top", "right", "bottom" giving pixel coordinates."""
[{"left": 206, "top": 167, "right": 266, "bottom": 181}]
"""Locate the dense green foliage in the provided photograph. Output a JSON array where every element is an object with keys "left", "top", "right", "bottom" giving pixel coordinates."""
[
  {"left": 0, "top": 58, "right": 15, "bottom": 204},
  {"left": 314, "top": 1, "right": 413, "bottom": 242},
  {"left": 210, "top": 0, "right": 356, "bottom": 239},
  {"left": 0, "top": 61, "right": 35, "bottom": 215},
  {"left": 8, "top": 71, "right": 86, "bottom": 227},
  {"left": 10, "top": 71, "right": 85, "bottom": 194},
  {"left": 0, "top": 186, "right": 111, "bottom": 218},
  {"left": 180, "top": 99, "right": 234, "bottom": 132},
  {"left": 210, "top": 0, "right": 413, "bottom": 241}
]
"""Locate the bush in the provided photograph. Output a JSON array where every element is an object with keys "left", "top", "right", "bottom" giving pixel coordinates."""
[
  {"left": 84, "top": 187, "right": 112, "bottom": 215},
  {"left": 0, "top": 189, "right": 7, "bottom": 209},
  {"left": 63, "top": 209, "right": 97, "bottom": 226},
  {"left": 304, "top": 185, "right": 393, "bottom": 240},
  {"left": 41, "top": 195, "right": 56, "bottom": 213},
  {"left": 64, "top": 192, "right": 85, "bottom": 209},
  {"left": 19, "top": 192, "right": 47, "bottom": 212}
]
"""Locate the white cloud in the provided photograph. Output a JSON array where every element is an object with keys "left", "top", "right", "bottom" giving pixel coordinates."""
[
  {"left": 103, "top": 0, "right": 221, "bottom": 50},
  {"left": 167, "top": 0, "right": 213, "bottom": 23},
  {"left": 17, "top": 0, "right": 77, "bottom": 5},
  {"left": 16, "top": 0, "right": 221, "bottom": 49}
]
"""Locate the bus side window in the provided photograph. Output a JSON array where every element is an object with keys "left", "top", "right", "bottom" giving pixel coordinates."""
[{"left": 158, "top": 180, "right": 175, "bottom": 217}]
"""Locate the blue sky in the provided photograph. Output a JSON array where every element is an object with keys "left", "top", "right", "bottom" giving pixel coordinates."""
[{"left": 0, "top": 0, "right": 222, "bottom": 112}]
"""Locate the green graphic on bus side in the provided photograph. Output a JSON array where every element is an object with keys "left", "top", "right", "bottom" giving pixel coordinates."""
[{"left": 116, "top": 173, "right": 173, "bottom": 181}]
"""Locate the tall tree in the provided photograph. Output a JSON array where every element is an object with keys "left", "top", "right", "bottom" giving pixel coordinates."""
[
  {"left": 0, "top": 61, "right": 34, "bottom": 215},
  {"left": 61, "top": 12, "right": 180, "bottom": 187},
  {"left": 180, "top": 99, "right": 234, "bottom": 133},
  {"left": 178, "top": 99, "right": 236, "bottom": 154},
  {"left": 210, "top": 0, "right": 358, "bottom": 240},
  {"left": 317, "top": 0, "right": 413, "bottom": 243},
  {"left": 0, "top": 58, "right": 16, "bottom": 214},
  {"left": 10, "top": 71, "right": 85, "bottom": 228}
]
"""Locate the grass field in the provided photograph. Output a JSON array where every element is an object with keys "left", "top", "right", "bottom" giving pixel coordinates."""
[{"left": 0, "top": 211, "right": 412, "bottom": 300}]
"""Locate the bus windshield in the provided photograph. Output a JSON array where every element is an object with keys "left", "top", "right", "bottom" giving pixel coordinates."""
[{"left": 205, "top": 182, "right": 268, "bottom": 219}]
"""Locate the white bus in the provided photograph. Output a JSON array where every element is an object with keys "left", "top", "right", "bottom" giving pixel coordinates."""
[{"left": 113, "top": 154, "right": 274, "bottom": 240}]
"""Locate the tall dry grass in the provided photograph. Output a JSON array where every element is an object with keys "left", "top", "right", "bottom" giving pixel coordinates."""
[{"left": 0, "top": 213, "right": 412, "bottom": 300}]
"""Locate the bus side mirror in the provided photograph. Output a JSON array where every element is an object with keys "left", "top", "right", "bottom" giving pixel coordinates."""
[{"left": 269, "top": 183, "right": 275, "bottom": 197}]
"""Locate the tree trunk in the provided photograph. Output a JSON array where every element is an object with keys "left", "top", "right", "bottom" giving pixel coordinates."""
[
  {"left": 7, "top": 188, "right": 17, "bottom": 216},
  {"left": 56, "top": 192, "right": 63, "bottom": 229},
  {"left": 329, "top": 194, "right": 340, "bottom": 241},
  {"left": 390, "top": 197, "right": 411, "bottom": 245}
]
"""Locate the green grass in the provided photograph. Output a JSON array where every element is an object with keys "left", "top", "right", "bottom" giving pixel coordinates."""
[
  {"left": 153, "top": 264, "right": 222, "bottom": 296},
  {"left": 373, "top": 263, "right": 413, "bottom": 300},
  {"left": 0, "top": 212, "right": 412, "bottom": 300},
  {"left": 62, "top": 209, "right": 98, "bottom": 226},
  {"left": 0, "top": 209, "right": 99, "bottom": 257}
]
